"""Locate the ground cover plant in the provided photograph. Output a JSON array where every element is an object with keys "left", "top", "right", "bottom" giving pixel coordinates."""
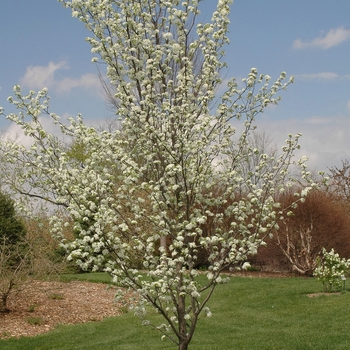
[{"left": 2, "top": 273, "right": 350, "bottom": 350}]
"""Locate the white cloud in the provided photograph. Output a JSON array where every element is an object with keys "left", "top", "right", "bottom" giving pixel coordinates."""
[
  {"left": 3, "top": 112, "right": 101, "bottom": 148},
  {"left": 296, "top": 72, "right": 339, "bottom": 80},
  {"left": 19, "top": 61, "right": 68, "bottom": 90},
  {"left": 302, "top": 116, "right": 334, "bottom": 125},
  {"left": 293, "top": 27, "right": 350, "bottom": 50},
  {"left": 3, "top": 115, "right": 65, "bottom": 148},
  {"left": 56, "top": 73, "right": 101, "bottom": 94},
  {"left": 295, "top": 73, "right": 350, "bottom": 81},
  {"left": 19, "top": 61, "right": 102, "bottom": 95},
  {"left": 255, "top": 114, "right": 350, "bottom": 171}
]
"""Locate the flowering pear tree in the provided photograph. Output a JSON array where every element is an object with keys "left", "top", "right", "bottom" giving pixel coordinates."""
[{"left": 1, "top": 0, "right": 314, "bottom": 348}]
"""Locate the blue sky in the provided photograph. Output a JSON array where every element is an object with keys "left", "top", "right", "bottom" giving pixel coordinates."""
[{"left": 1, "top": 0, "right": 350, "bottom": 171}]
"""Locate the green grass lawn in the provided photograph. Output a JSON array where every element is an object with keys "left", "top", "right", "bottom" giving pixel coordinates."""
[{"left": 2, "top": 273, "right": 350, "bottom": 350}]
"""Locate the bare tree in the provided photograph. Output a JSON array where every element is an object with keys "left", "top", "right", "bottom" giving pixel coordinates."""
[
  {"left": 328, "top": 159, "right": 350, "bottom": 202},
  {"left": 0, "top": 237, "right": 33, "bottom": 313}
]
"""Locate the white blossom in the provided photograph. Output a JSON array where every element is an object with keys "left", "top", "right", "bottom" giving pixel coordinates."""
[{"left": 0, "top": 0, "right": 315, "bottom": 348}]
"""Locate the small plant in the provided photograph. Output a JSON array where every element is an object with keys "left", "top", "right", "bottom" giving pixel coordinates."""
[
  {"left": 314, "top": 248, "right": 350, "bottom": 292},
  {"left": 89, "top": 317, "right": 99, "bottom": 322},
  {"left": 119, "top": 306, "right": 129, "bottom": 314},
  {"left": 26, "top": 316, "right": 45, "bottom": 325},
  {"left": 28, "top": 304, "right": 38, "bottom": 312},
  {"left": 49, "top": 293, "right": 64, "bottom": 300}
]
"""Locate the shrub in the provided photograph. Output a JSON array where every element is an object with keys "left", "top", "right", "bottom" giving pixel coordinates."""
[
  {"left": 314, "top": 248, "right": 350, "bottom": 292},
  {"left": 0, "top": 192, "right": 26, "bottom": 245},
  {"left": 255, "top": 190, "right": 350, "bottom": 275}
]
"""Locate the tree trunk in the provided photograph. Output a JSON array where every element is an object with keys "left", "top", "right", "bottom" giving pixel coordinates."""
[
  {"left": 179, "top": 342, "right": 189, "bottom": 350},
  {"left": 160, "top": 236, "right": 167, "bottom": 251},
  {"left": 0, "top": 294, "right": 10, "bottom": 313},
  {"left": 177, "top": 273, "right": 190, "bottom": 350}
]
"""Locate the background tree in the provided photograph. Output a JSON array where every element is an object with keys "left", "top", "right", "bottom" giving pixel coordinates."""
[
  {"left": 0, "top": 208, "right": 67, "bottom": 313},
  {"left": 0, "top": 191, "right": 26, "bottom": 245},
  {"left": 328, "top": 159, "right": 350, "bottom": 203},
  {"left": 232, "top": 130, "right": 279, "bottom": 194},
  {"left": 0, "top": 236, "right": 31, "bottom": 313},
  {"left": 1, "top": 1, "right": 314, "bottom": 348},
  {"left": 0, "top": 191, "right": 28, "bottom": 313}
]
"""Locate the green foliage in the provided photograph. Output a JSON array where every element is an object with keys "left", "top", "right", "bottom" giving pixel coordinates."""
[
  {"left": 0, "top": 191, "right": 26, "bottom": 245},
  {"left": 314, "top": 248, "right": 350, "bottom": 292}
]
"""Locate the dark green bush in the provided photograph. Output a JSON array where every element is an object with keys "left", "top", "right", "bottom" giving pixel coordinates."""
[{"left": 0, "top": 192, "right": 26, "bottom": 245}]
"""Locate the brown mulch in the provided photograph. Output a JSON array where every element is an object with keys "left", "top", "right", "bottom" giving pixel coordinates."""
[{"left": 0, "top": 280, "right": 127, "bottom": 339}]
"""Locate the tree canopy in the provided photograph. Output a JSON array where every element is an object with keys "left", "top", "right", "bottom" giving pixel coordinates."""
[{"left": 0, "top": 1, "right": 317, "bottom": 348}]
